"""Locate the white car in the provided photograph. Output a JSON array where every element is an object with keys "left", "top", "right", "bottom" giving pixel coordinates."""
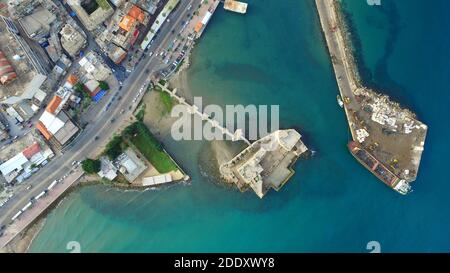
[{"left": 149, "top": 52, "right": 154, "bottom": 57}]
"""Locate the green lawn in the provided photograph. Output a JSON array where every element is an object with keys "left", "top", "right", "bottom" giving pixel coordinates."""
[
  {"left": 135, "top": 103, "right": 146, "bottom": 121},
  {"left": 124, "top": 122, "right": 178, "bottom": 173},
  {"left": 159, "top": 91, "right": 174, "bottom": 113},
  {"left": 96, "top": 0, "right": 110, "bottom": 10}
]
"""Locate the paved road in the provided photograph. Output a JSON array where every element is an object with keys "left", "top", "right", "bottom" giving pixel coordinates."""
[
  {"left": 0, "top": 0, "right": 200, "bottom": 231},
  {"left": 315, "top": 0, "right": 359, "bottom": 137}
]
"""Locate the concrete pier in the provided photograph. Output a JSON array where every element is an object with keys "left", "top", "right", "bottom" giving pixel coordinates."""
[
  {"left": 158, "top": 83, "right": 251, "bottom": 145},
  {"left": 315, "top": 0, "right": 427, "bottom": 189}
]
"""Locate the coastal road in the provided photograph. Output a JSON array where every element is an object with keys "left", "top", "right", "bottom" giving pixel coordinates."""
[{"left": 0, "top": 0, "right": 200, "bottom": 242}]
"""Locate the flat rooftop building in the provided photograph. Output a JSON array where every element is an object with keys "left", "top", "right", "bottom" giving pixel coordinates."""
[
  {"left": 98, "top": 156, "right": 118, "bottom": 181},
  {"left": 18, "top": 7, "right": 56, "bottom": 41},
  {"left": 60, "top": 23, "right": 87, "bottom": 58},
  {"left": 68, "top": 0, "right": 114, "bottom": 31},
  {"left": 104, "top": 43, "right": 127, "bottom": 64},
  {"left": 78, "top": 51, "right": 111, "bottom": 81},
  {"left": 115, "top": 148, "right": 147, "bottom": 182}
]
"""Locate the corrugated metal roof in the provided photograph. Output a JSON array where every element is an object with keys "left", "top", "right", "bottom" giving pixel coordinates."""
[
  {"left": 142, "top": 174, "right": 173, "bottom": 186},
  {"left": 33, "top": 89, "right": 47, "bottom": 102},
  {"left": 39, "top": 111, "right": 65, "bottom": 135},
  {"left": 0, "top": 50, "right": 17, "bottom": 85},
  {"left": 0, "top": 153, "right": 28, "bottom": 176},
  {"left": 20, "top": 74, "right": 47, "bottom": 100},
  {"left": 201, "top": 11, "right": 212, "bottom": 25}
]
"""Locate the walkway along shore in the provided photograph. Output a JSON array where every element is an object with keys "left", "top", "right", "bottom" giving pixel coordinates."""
[{"left": 0, "top": 169, "right": 84, "bottom": 249}]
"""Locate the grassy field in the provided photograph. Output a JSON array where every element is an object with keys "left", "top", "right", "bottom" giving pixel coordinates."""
[
  {"left": 96, "top": 0, "right": 110, "bottom": 10},
  {"left": 159, "top": 91, "right": 174, "bottom": 114},
  {"left": 135, "top": 103, "right": 146, "bottom": 121},
  {"left": 123, "top": 122, "right": 178, "bottom": 173}
]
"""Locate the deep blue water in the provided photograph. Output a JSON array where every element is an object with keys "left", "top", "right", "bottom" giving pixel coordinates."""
[{"left": 30, "top": 0, "right": 450, "bottom": 252}]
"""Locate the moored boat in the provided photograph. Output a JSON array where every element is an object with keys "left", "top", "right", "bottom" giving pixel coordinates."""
[
  {"left": 347, "top": 141, "right": 411, "bottom": 195},
  {"left": 337, "top": 95, "right": 344, "bottom": 108}
]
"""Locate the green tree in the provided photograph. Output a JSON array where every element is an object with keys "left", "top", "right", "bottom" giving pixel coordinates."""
[
  {"left": 82, "top": 96, "right": 92, "bottom": 110},
  {"left": 74, "top": 83, "right": 85, "bottom": 94},
  {"left": 82, "top": 159, "right": 101, "bottom": 174},
  {"left": 104, "top": 135, "right": 123, "bottom": 160},
  {"left": 99, "top": 81, "right": 109, "bottom": 90},
  {"left": 122, "top": 122, "right": 137, "bottom": 138}
]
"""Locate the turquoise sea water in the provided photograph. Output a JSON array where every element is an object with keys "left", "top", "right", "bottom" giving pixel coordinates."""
[{"left": 30, "top": 0, "right": 450, "bottom": 252}]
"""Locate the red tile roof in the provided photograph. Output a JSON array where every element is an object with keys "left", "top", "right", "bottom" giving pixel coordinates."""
[
  {"left": 22, "top": 143, "right": 41, "bottom": 159},
  {"left": 66, "top": 74, "right": 78, "bottom": 85},
  {"left": 45, "top": 95, "right": 62, "bottom": 114},
  {"left": 119, "top": 15, "right": 136, "bottom": 32},
  {"left": 128, "top": 5, "right": 146, "bottom": 24}
]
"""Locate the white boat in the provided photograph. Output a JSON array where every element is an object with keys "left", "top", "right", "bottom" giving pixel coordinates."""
[{"left": 337, "top": 95, "right": 344, "bottom": 108}]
